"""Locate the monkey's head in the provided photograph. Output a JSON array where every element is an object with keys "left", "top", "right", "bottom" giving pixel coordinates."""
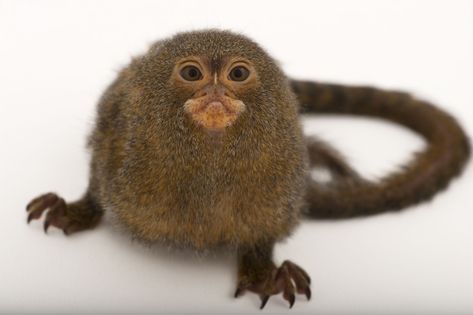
[{"left": 129, "top": 30, "right": 297, "bottom": 138}]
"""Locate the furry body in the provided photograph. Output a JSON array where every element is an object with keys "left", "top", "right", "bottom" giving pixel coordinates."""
[
  {"left": 26, "top": 30, "right": 470, "bottom": 308},
  {"left": 88, "top": 31, "right": 307, "bottom": 249}
]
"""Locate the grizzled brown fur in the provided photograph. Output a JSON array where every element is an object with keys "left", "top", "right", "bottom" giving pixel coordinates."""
[
  {"left": 26, "top": 30, "right": 470, "bottom": 308},
  {"left": 292, "top": 81, "right": 471, "bottom": 218},
  {"left": 89, "top": 31, "right": 308, "bottom": 250}
]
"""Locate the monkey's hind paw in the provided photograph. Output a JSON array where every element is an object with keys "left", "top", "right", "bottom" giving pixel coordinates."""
[
  {"left": 26, "top": 193, "right": 99, "bottom": 235},
  {"left": 235, "top": 260, "right": 311, "bottom": 309}
]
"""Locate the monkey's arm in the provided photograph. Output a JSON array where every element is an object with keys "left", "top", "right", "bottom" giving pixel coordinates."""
[
  {"left": 25, "top": 72, "right": 127, "bottom": 234},
  {"left": 26, "top": 192, "right": 103, "bottom": 234},
  {"left": 234, "top": 241, "right": 311, "bottom": 309}
]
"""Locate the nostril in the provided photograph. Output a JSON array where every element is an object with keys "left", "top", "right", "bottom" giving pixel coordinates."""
[{"left": 196, "top": 85, "right": 232, "bottom": 98}]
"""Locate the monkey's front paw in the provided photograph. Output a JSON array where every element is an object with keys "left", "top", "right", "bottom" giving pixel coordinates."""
[
  {"left": 234, "top": 260, "right": 311, "bottom": 309},
  {"left": 26, "top": 193, "right": 77, "bottom": 235}
]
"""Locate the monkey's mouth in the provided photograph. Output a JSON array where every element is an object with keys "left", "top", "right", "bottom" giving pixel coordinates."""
[{"left": 183, "top": 96, "right": 246, "bottom": 132}]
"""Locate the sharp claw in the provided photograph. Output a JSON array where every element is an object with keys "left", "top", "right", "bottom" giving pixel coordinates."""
[
  {"left": 260, "top": 295, "right": 270, "bottom": 309},
  {"left": 305, "top": 287, "right": 311, "bottom": 300},
  {"left": 26, "top": 199, "right": 37, "bottom": 211},
  {"left": 288, "top": 294, "right": 295, "bottom": 308},
  {"left": 234, "top": 287, "right": 242, "bottom": 298},
  {"left": 27, "top": 212, "right": 34, "bottom": 224},
  {"left": 43, "top": 221, "right": 50, "bottom": 233}
]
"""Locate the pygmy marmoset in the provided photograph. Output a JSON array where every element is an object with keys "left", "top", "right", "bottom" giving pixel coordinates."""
[{"left": 26, "top": 30, "right": 470, "bottom": 309}]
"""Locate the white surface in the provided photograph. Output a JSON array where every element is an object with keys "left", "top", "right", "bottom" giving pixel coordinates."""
[{"left": 1, "top": 1, "right": 472, "bottom": 314}]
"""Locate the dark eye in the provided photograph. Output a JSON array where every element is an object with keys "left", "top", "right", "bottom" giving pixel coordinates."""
[
  {"left": 229, "top": 66, "right": 250, "bottom": 82},
  {"left": 180, "top": 65, "right": 202, "bottom": 81}
]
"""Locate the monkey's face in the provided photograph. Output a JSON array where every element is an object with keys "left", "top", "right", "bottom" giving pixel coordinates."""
[
  {"left": 132, "top": 31, "right": 294, "bottom": 139},
  {"left": 170, "top": 56, "right": 257, "bottom": 133}
]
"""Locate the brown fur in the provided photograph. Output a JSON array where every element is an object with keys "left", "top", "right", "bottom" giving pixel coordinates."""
[
  {"left": 88, "top": 30, "right": 307, "bottom": 250},
  {"left": 26, "top": 29, "right": 470, "bottom": 308},
  {"left": 292, "top": 81, "right": 470, "bottom": 218}
]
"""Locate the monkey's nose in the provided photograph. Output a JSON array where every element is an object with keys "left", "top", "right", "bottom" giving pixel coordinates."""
[{"left": 195, "top": 85, "right": 233, "bottom": 98}]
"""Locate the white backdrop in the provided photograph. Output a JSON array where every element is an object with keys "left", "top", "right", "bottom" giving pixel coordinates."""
[{"left": 1, "top": 1, "right": 472, "bottom": 314}]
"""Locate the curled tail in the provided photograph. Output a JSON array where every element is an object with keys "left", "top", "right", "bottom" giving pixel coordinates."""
[{"left": 291, "top": 80, "right": 471, "bottom": 219}]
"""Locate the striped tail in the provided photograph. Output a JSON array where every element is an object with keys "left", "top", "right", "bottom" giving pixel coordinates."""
[{"left": 291, "top": 80, "right": 470, "bottom": 218}]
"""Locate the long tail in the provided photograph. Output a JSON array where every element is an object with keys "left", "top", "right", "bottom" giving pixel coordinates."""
[{"left": 291, "top": 80, "right": 471, "bottom": 219}]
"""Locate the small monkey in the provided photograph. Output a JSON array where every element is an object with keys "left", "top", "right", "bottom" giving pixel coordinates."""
[{"left": 26, "top": 30, "right": 470, "bottom": 309}]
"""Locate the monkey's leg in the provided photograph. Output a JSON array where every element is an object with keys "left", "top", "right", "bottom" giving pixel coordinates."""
[
  {"left": 26, "top": 192, "right": 103, "bottom": 235},
  {"left": 234, "top": 242, "right": 311, "bottom": 309}
]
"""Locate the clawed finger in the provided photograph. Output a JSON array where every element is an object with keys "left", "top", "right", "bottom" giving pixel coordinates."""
[
  {"left": 276, "top": 265, "right": 296, "bottom": 308},
  {"left": 26, "top": 193, "right": 59, "bottom": 223},
  {"left": 235, "top": 260, "right": 311, "bottom": 309},
  {"left": 282, "top": 261, "right": 312, "bottom": 300},
  {"left": 43, "top": 198, "right": 67, "bottom": 233},
  {"left": 234, "top": 287, "right": 244, "bottom": 298},
  {"left": 259, "top": 294, "right": 270, "bottom": 309}
]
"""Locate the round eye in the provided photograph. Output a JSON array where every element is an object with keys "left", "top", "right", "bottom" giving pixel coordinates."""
[
  {"left": 180, "top": 65, "right": 203, "bottom": 81},
  {"left": 229, "top": 66, "right": 250, "bottom": 82}
]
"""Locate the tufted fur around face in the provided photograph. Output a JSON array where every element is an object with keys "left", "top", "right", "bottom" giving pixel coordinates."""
[{"left": 88, "top": 30, "right": 309, "bottom": 250}]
